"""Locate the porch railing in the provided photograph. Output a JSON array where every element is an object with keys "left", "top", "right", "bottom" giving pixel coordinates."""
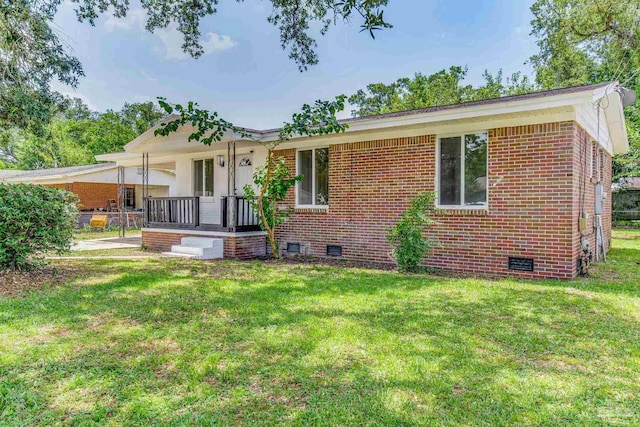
[
  {"left": 222, "top": 196, "right": 261, "bottom": 232},
  {"left": 144, "top": 195, "right": 261, "bottom": 232},
  {"left": 145, "top": 196, "right": 199, "bottom": 228}
]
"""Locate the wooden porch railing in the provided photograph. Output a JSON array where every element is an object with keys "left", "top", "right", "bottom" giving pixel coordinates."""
[
  {"left": 145, "top": 196, "right": 199, "bottom": 228},
  {"left": 222, "top": 196, "right": 261, "bottom": 232},
  {"left": 144, "top": 195, "right": 260, "bottom": 232}
]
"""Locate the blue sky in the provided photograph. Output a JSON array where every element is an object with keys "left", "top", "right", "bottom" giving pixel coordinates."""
[{"left": 52, "top": 0, "right": 537, "bottom": 128}]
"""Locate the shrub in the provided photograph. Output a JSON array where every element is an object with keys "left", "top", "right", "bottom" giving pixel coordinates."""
[
  {"left": 0, "top": 184, "right": 78, "bottom": 270},
  {"left": 387, "top": 192, "right": 437, "bottom": 272}
]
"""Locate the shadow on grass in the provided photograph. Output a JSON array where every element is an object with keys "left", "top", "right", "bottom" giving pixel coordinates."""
[{"left": 1, "top": 257, "right": 639, "bottom": 425}]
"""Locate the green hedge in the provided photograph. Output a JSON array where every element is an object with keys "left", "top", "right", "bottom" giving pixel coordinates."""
[{"left": 0, "top": 184, "right": 78, "bottom": 270}]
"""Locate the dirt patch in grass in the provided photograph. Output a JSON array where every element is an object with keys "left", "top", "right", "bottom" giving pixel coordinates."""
[{"left": 0, "top": 265, "right": 81, "bottom": 298}]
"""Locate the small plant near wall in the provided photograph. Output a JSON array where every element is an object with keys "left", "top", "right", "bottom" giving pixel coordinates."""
[
  {"left": 0, "top": 184, "right": 78, "bottom": 270},
  {"left": 387, "top": 192, "right": 437, "bottom": 273},
  {"left": 243, "top": 157, "right": 301, "bottom": 255}
]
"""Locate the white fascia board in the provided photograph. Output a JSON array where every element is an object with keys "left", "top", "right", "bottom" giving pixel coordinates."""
[
  {"left": 96, "top": 152, "right": 139, "bottom": 162},
  {"left": 603, "top": 91, "right": 630, "bottom": 154},
  {"left": 126, "top": 122, "right": 262, "bottom": 155},
  {"left": 123, "top": 114, "right": 181, "bottom": 151},
  {"left": 590, "top": 81, "right": 630, "bottom": 154},
  {"left": 5, "top": 164, "right": 117, "bottom": 183}
]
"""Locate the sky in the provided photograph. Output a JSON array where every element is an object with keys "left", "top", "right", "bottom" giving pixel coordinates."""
[{"left": 52, "top": 0, "right": 538, "bottom": 129}]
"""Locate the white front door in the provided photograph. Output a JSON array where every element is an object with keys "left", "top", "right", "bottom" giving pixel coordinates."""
[{"left": 235, "top": 154, "right": 253, "bottom": 196}]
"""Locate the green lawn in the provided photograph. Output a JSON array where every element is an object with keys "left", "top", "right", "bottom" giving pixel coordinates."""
[
  {"left": 1, "top": 231, "right": 639, "bottom": 426},
  {"left": 73, "top": 228, "right": 141, "bottom": 241}
]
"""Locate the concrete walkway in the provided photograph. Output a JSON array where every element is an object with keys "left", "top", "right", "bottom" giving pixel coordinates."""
[{"left": 71, "top": 235, "right": 142, "bottom": 252}]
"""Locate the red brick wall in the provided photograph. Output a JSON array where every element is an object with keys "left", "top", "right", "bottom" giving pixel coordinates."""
[
  {"left": 44, "top": 182, "right": 133, "bottom": 211},
  {"left": 142, "top": 230, "right": 266, "bottom": 259},
  {"left": 273, "top": 121, "right": 599, "bottom": 279}
]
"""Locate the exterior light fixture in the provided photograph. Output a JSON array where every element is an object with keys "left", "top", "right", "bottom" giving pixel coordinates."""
[{"left": 217, "top": 155, "right": 225, "bottom": 167}]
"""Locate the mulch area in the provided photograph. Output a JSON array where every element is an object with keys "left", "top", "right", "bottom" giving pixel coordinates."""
[{"left": 0, "top": 265, "right": 81, "bottom": 298}]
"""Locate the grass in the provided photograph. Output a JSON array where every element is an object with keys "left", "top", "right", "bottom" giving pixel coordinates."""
[
  {"left": 73, "top": 228, "right": 141, "bottom": 241},
  {"left": 0, "top": 230, "right": 639, "bottom": 426},
  {"left": 63, "top": 248, "right": 152, "bottom": 258}
]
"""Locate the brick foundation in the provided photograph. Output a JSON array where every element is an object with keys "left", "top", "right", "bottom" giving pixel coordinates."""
[
  {"left": 272, "top": 121, "right": 611, "bottom": 279},
  {"left": 142, "top": 229, "right": 267, "bottom": 259}
]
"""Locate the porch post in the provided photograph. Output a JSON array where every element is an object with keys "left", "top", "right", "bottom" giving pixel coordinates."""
[
  {"left": 229, "top": 141, "right": 237, "bottom": 232},
  {"left": 117, "top": 166, "right": 126, "bottom": 238},
  {"left": 142, "top": 153, "right": 149, "bottom": 227}
]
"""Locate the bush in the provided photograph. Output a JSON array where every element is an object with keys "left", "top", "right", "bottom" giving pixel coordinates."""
[
  {"left": 387, "top": 192, "right": 437, "bottom": 272},
  {"left": 0, "top": 184, "right": 78, "bottom": 270}
]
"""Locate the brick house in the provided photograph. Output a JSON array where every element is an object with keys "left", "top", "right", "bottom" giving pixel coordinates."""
[
  {"left": 0, "top": 163, "right": 175, "bottom": 211},
  {"left": 98, "top": 82, "right": 633, "bottom": 279}
]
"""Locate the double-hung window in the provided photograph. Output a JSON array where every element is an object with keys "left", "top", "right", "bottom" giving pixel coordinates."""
[
  {"left": 297, "top": 147, "right": 329, "bottom": 207},
  {"left": 437, "top": 132, "right": 488, "bottom": 207},
  {"left": 193, "top": 159, "right": 214, "bottom": 196}
]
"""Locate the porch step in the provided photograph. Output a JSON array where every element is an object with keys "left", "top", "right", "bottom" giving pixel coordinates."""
[
  {"left": 163, "top": 237, "right": 224, "bottom": 260},
  {"left": 181, "top": 236, "right": 224, "bottom": 248}
]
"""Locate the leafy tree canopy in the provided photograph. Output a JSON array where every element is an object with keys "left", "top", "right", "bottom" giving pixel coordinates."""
[
  {"left": 0, "top": 1, "right": 84, "bottom": 133},
  {"left": 348, "top": 67, "right": 535, "bottom": 117},
  {"left": 529, "top": 0, "right": 640, "bottom": 179},
  {"left": 1, "top": 100, "right": 164, "bottom": 169}
]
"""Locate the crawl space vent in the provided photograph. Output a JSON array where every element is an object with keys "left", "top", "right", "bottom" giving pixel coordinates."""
[
  {"left": 508, "top": 257, "right": 534, "bottom": 272},
  {"left": 326, "top": 245, "right": 343, "bottom": 257},
  {"left": 286, "top": 243, "right": 301, "bottom": 254}
]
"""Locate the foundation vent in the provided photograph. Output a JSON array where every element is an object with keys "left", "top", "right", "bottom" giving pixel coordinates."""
[{"left": 326, "top": 245, "right": 343, "bottom": 257}]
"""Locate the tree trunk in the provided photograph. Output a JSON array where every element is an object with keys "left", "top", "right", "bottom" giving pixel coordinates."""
[{"left": 257, "top": 149, "right": 279, "bottom": 258}]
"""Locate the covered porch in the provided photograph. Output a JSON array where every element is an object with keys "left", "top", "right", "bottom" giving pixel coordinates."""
[{"left": 99, "top": 137, "right": 265, "bottom": 233}]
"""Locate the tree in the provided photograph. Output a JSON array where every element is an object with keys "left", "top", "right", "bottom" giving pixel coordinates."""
[
  {"left": 0, "top": 1, "right": 83, "bottom": 133},
  {"left": 348, "top": 67, "right": 536, "bottom": 117},
  {"left": 119, "top": 102, "right": 165, "bottom": 135},
  {"left": 17, "top": 120, "right": 94, "bottom": 169},
  {"left": 243, "top": 158, "right": 302, "bottom": 255},
  {"left": 1, "top": 99, "right": 166, "bottom": 170},
  {"left": 154, "top": 95, "right": 348, "bottom": 256},
  {"left": 529, "top": 0, "right": 640, "bottom": 179}
]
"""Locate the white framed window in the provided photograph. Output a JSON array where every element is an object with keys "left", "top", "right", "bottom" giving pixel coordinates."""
[
  {"left": 193, "top": 158, "right": 214, "bottom": 196},
  {"left": 297, "top": 147, "right": 329, "bottom": 207},
  {"left": 436, "top": 132, "right": 488, "bottom": 208}
]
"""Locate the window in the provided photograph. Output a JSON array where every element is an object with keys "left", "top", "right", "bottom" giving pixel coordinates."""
[
  {"left": 437, "top": 132, "right": 488, "bottom": 207},
  {"left": 297, "top": 147, "right": 329, "bottom": 206},
  {"left": 125, "top": 187, "right": 135, "bottom": 209},
  {"left": 193, "top": 159, "right": 214, "bottom": 196}
]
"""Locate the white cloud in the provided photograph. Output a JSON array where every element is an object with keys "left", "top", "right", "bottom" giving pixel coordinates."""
[
  {"left": 103, "top": 9, "right": 146, "bottom": 32},
  {"left": 154, "top": 25, "right": 237, "bottom": 60},
  {"left": 140, "top": 69, "right": 157, "bottom": 83},
  {"left": 103, "top": 9, "right": 236, "bottom": 61}
]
